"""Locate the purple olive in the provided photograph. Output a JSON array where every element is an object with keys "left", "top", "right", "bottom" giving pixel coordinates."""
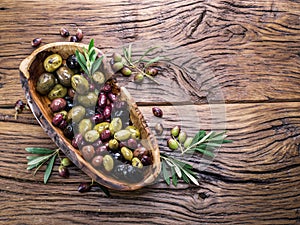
[
  {"left": 50, "top": 98, "right": 66, "bottom": 112},
  {"left": 133, "top": 147, "right": 149, "bottom": 159},
  {"left": 58, "top": 165, "right": 69, "bottom": 178},
  {"left": 70, "top": 35, "right": 78, "bottom": 42},
  {"left": 127, "top": 138, "right": 138, "bottom": 149},
  {"left": 52, "top": 113, "right": 64, "bottom": 126},
  {"left": 81, "top": 145, "right": 95, "bottom": 161},
  {"left": 103, "top": 105, "right": 112, "bottom": 119},
  {"left": 59, "top": 27, "right": 70, "bottom": 37},
  {"left": 152, "top": 107, "right": 163, "bottom": 118},
  {"left": 95, "top": 145, "right": 108, "bottom": 155},
  {"left": 141, "top": 155, "right": 152, "bottom": 166},
  {"left": 107, "top": 92, "right": 117, "bottom": 102},
  {"left": 78, "top": 182, "right": 92, "bottom": 193},
  {"left": 102, "top": 84, "right": 112, "bottom": 93},
  {"left": 31, "top": 38, "right": 42, "bottom": 47},
  {"left": 100, "top": 129, "right": 111, "bottom": 142},
  {"left": 98, "top": 92, "right": 107, "bottom": 108},
  {"left": 75, "top": 28, "right": 83, "bottom": 41},
  {"left": 72, "top": 133, "right": 83, "bottom": 149},
  {"left": 92, "top": 155, "right": 103, "bottom": 168},
  {"left": 58, "top": 120, "right": 68, "bottom": 130}
]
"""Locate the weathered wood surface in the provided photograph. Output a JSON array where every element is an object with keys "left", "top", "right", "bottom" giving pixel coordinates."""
[{"left": 0, "top": 0, "right": 300, "bottom": 224}]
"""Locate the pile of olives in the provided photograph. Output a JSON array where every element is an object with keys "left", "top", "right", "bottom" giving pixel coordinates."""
[{"left": 36, "top": 52, "right": 153, "bottom": 183}]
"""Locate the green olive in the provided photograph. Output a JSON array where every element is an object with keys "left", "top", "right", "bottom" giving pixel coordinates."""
[
  {"left": 167, "top": 138, "right": 179, "bottom": 150},
  {"left": 77, "top": 92, "right": 98, "bottom": 108},
  {"left": 109, "top": 118, "right": 122, "bottom": 135},
  {"left": 78, "top": 118, "right": 93, "bottom": 134},
  {"left": 171, "top": 126, "right": 181, "bottom": 137},
  {"left": 48, "top": 84, "right": 67, "bottom": 100},
  {"left": 103, "top": 154, "right": 114, "bottom": 172},
  {"left": 125, "top": 126, "right": 141, "bottom": 139},
  {"left": 84, "top": 130, "right": 100, "bottom": 143},
  {"left": 183, "top": 137, "right": 193, "bottom": 148},
  {"left": 132, "top": 157, "right": 143, "bottom": 168},
  {"left": 114, "top": 129, "right": 131, "bottom": 141},
  {"left": 71, "top": 74, "right": 89, "bottom": 95},
  {"left": 92, "top": 71, "right": 105, "bottom": 86},
  {"left": 108, "top": 139, "right": 119, "bottom": 150},
  {"left": 56, "top": 66, "right": 74, "bottom": 87},
  {"left": 93, "top": 122, "right": 110, "bottom": 134},
  {"left": 36, "top": 72, "right": 57, "bottom": 95},
  {"left": 112, "top": 62, "right": 123, "bottom": 72},
  {"left": 44, "top": 54, "right": 62, "bottom": 72},
  {"left": 67, "top": 105, "right": 85, "bottom": 123},
  {"left": 178, "top": 131, "right": 187, "bottom": 144},
  {"left": 121, "top": 147, "right": 133, "bottom": 161}
]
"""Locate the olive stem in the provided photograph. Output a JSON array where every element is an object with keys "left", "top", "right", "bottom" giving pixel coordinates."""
[
  {"left": 171, "top": 135, "right": 184, "bottom": 154},
  {"left": 33, "top": 149, "right": 60, "bottom": 175}
]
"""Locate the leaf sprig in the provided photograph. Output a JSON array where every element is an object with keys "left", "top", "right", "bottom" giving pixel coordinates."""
[
  {"left": 75, "top": 39, "right": 103, "bottom": 77},
  {"left": 161, "top": 130, "right": 232, "bottom": 186},
  {"left": 25, "top": 147, "right": 59, "bottom": 184},
  {"left": 122, "top": 44, "right": 165, "bottom": 85}
]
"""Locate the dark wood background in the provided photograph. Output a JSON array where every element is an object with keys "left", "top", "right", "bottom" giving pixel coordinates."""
[{"left": 1, "top": 0, "right": 300, "bottom": 224}]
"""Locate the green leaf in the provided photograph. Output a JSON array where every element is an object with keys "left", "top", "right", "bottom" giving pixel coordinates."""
[
  {"left": 98, "top": 184, "right": 110, "bottom": 197},
  {"left": 26, "top": 155, "right": 40, "bottom": 161},
  {"left": 89, "top": 49, "right": 97, "bottom": 63},
  {"left": 27, "top": 154, "right": 52, "bottom": 166},
  {"left": 191, "top": 130, "right": 206, "bottom": 146},
  {"left": 91, "top": 56, "right": 103, "bottom": 75},
  {"left": 27, "top": 163, "right": 40, "bottom": 170},
  {"left": 182, "top": 168, "right": 199, "bottom": 186},
  {"left": 127, "top": 43, "right": 132, "bottom": 62},
  {"left": 88, "top": 39, "right": 94, "bottom": 52},
  {"left": 144, "top": 56, "right": 164, "bottom": 68},
  {"left": 223, "top": 139, "right": 233, "bottom": 143},
  {"left": 44, "top": 154, "right": 57, "bottom": 184},
  {"left": 75, "top": 50, "right": 89, "bottom": 75},
  {"left": 161, "top": 161, "right": 170, "bottom": 186},
  {"left": 171, "top": 167, "right": 178, "bottom": 187},
  {"left": 194, "top": 147, "right": 215, "bottom": 157},
  {"left": 25, "top": 147, "right": 54, "bottom": 155},
  {"left": 136, "top": 46, "right": 159, "bottom": 63},
  {"left": 182, "top": 172, "right": 190, "bottom": 184}
]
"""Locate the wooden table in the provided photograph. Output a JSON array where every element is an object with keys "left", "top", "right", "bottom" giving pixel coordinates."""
[{"left": 1, "top": 0, "right": 300, "bottom": 224}]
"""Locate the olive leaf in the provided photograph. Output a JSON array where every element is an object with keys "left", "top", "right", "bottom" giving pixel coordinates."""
[
  {"left": 44, "top": 154, "right": 57, "bottom": 184},
  {"left": 25, "top": 147, "right": 55, "bottom": 155}
]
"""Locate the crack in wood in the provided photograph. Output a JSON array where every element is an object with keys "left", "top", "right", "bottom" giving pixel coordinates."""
[{"left": 186, "top": 9, "right": 207, "bottom": 38}]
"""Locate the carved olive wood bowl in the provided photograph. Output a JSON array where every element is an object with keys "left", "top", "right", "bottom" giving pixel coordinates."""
[{"left": 19, "top": 42, "right": 161, "bottom": 191}]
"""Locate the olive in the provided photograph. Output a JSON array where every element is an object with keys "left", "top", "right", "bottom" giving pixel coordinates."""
[
  {"left": 66, "top": 54, "right": 80, "bottom": 71},
  {"left": 107, "top": 92, "right": 117, "bottom": 102},
  {"left": 44, "top": 54, "right": 62, "bottom": 72},
  {"left": 58, "top": 120, "right": 68, "bottom": 130},
  {"left": 132, "top": 157, "right": 143, "bottom": 168},
  {"left": 84, "top": 130, "right": 100, "bottom": 143},
  {"left": 92, "top": 71, "right": 106, "bottom": 86},
  {"left": 152, "top": 107, "right": 163, "bottom": 118},
  {"left": 171, "top": 125, "right": 181, "bottom": 137},
  {"left": 77, "top": 92, "right": 98, "bottom": 107},
  {"left": 60, "top": 27, "right": 70, "bottom": 37},
  {"left": 145, "top": 67, "right": 158, "bottom": 76},
  {"left": 113, "top": 164, "right": 143, "bottom": 182},
  {"left": 108, "top": 139, "right": 119, "bottom": 150},
  {"left": 103, "top": 154, "right": 114, "bottom": 172},
  {"left": 36, "top": 72, "right": 57, "bottom": 95},
  {"left": 64, "top": 99, "right": 74, "bottom": 112},
  {"left": 141, "top": 155, "right": 152, "bottom": 166},
  {"left": 81, "top": 145, "right": 95, "bottom": 161},
  {"left": 133, "top": 147, "right": 149, "bottom": 159},
  {"left": 75, "top": 28, "right": 83, "bottom": 41},
  {"left": 90, "top": 113, "right": 104, "bottom": 125},
  {"left": 167, "top": 138, "right": 179, "bottom": 150},
  {"left": 92, "top": 139, "right": 103, "bottom": 148},
  {"left": 121, "top": 147, "right": 133, "bottom": 161},
  {"left": 50, "top": 98, "right": 66, "bottom": 112},
  {"left": 93, "top": 122, "right": 110, "bottom": 134},
  {"left": 78, "top": 182, "right": 92, "bottom": 193},
  {"left": 112, "top": 53, "right": 122, "bottom": 63},
  {"left": 183, "top": 137, "right": 193, "bottom": 148},
  {"left": 52, "top": 113, "right": 64, "bottom": 126},
  {"left": 63, "top": 124, "right": 74, "bottom": 139},
  {"left": 31, "top": 38, "right": 42, "bottom": 47},
  {"left": 70, "top": 35, "right": 78, "bottom": 42},
  {"left": 154, "top": 123, "right": 164, "bottom": 136},
  {"left": 48, "top": 84, "right": 67, "bottom": 100},
  {"left": 67, "top": 88, "right": 76, "bottom": 99},
  {"left": 95, "top": 145, "right": 108, "bottom": 156},
  {"left": 78, "top": 118, "right": 93, "bottom": 134},
  {"left": 56, "top": 66, "right": 74, "bottom": 87},
  {"left": 102, "top": 84, "right": 112, "bottom": 93},
  {"left": 72, "top": 133, "right": 83, "bottom": 149},
  {"left": 125, "top": 126, "right": 141, "bottom": 139},
  {"left": 109, "top": 117, "right": 122, "bottom": 135},
  {"left": 71, "top": 75, "right": 89, "bottom": 95},
  {"left": 58, "top": 165, "right": 69, "bottom": 178},
  {"left": 112, "top": 62, "right": 123, "bottom": 72},
  {"left": 127, "top": 138, "right": 138, "bottom": 149},
  {"left": 98, "top": 92, "right": 107, "bottom": 108},
  {"left": 61, "top": 157, "right": 72, "bottom": 167},
  {"left": 111, "top": 152, "right": 123, "bottom": 161},
  {"left": 103, "top": 105, "right": 112, "bottom": 119},
  {"left": 67, "top": 105, "right": 86, "bottom": 123},
  {"left": 92, "top": 155, "right": 103, "bottom": 168},
  {"left": 134, "top": 73, "right": 144, "bottom": 83},
  {"left": 114, "top": 129, "right": 131, "bottom": 141},
  {"left": 100, "top": 129, "right": 111, "bottom": 142},
  {"left": 178, "top": 131, "right": 187, "bottom": 143},
  {"left": 54, "top": 110, "right": 67, "bottom": 120},
  {"left": 121, "top": 67, "right": 132, "bottom": 76}
]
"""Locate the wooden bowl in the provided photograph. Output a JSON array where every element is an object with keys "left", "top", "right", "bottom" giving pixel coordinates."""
[{"left": 19, "top": 42, "right": 161, "bottom": 190}]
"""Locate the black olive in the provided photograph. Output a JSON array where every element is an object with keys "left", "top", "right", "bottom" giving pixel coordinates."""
[
  {"left": 63, "top": 124, "right": 74, "bottom": 139},
  {"left": 66, "top": 54, "right": 80, "bottom": 71}
]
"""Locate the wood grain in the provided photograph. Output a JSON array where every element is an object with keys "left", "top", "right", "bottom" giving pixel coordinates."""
[
  {"left": 0, "top": 0, "right": 300, "bottom": 105},
  {"left": 0, "top": 0, "right": 300, "bottom": 224},
  {"left": 1, "top": 102, "right": 300, "bottom": 224}
]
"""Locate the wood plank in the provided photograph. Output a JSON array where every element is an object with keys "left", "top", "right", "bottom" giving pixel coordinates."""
[
  {"left": 1, "top": 102, "right": 300, "bottom": 224},
  {"left": 0, "top": 0, "right": 300, "bottom": 106}
]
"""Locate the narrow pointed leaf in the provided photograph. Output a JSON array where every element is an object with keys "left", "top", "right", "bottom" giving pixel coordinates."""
[
  {"left": 182, "top": 169, "right": 199, "bottom": 186},
  {"left": 44, "top": 154, "right": 57, "bottom": 184},
  {"left": 91, "top": 56, "right": 103, "bottom": 75},
  {"left": 88, "top": 39, "right": 94, "bottom": 52},
  {"left": 136, "top": 46, "right": 159, "bottom": 63},
  {"left": 171, "top": 167, "right": 178, "bottom": 187},
  {"left": 182, "top": 172, "right": 190, "bottom": 184},
  {"left": 194, "top": 148, "right": 215, "bottom": 157},
  {"left": 27, "top": 163, "right": 39, "bottom": 170},
  {"left": 162, "top": 161, "right": 171, "bottom": 186},
  {"left": 27, "top": 154, "right": 52, "bottom": 166},
  {"left": 25, "top": 147, "right": 54, "bottom": 155},
  {"left": 145, "top": 56, "right": 164, "bottom": 68},
  {"left": 26, "top": 155, "right": 40, "bottom": 161}
]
